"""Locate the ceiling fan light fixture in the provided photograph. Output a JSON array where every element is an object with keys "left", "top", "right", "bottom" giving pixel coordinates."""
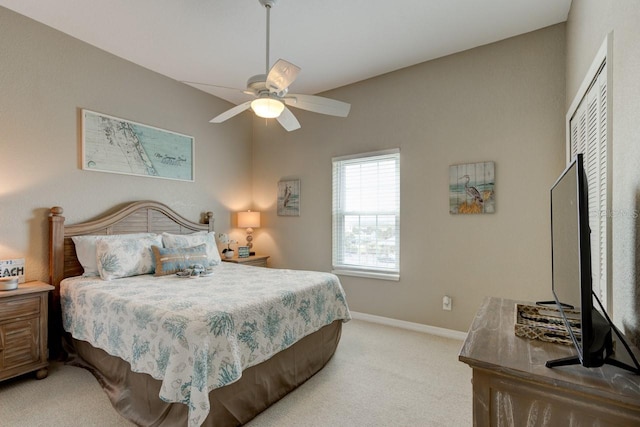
[
  {"left": 251, "top": 98, "right": 285, "bottom": 118},
  {"left": 204, "top": 0, "right": 350, "bottom": 131}
]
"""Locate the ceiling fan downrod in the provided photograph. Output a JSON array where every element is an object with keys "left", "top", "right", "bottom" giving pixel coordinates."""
[{"left": 259, "top": 0, "right": 278, "bottom": 75}]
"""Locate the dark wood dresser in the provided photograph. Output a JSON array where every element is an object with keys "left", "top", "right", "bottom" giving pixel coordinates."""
[{"left": 459, "top": 297, "right": 640, "bottom": 426}]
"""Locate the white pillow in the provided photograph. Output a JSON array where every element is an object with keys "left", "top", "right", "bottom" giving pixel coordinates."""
[
  {"left": 96, "top": 234, "right": 163, "bottom": 281},
  {"left": 161, "top": 231, "right": 221, "bottom": 266},
  {"left": 72, "top": 233, "right": 159, "bottom": 277}
]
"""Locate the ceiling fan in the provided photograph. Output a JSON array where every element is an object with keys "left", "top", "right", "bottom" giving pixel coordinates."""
[{"left": 185, "top": 0, "right": 350, "bottom": 132}]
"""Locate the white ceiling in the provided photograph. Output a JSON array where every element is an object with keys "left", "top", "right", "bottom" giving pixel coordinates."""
[{"left": 0, "top": 0, "right": 571, "bottom": 105}]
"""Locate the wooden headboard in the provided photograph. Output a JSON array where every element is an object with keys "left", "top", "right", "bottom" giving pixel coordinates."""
[{"left": 48, "top": 200, "right": 214, "bottom": 290}]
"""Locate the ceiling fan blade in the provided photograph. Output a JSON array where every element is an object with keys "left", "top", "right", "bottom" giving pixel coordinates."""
[
  {"left": 276, "top": 107, "right": 301, "bottom": 132},
  {"left": 266, "top": 59, "right": 301, "bottom": 93},
  {"left": 181, "top": 81, "right": 246, "bottom": 93},
  {"left": 210, "top": 101, "right": 252, "bottom": 123},
  {"left": 283, "top": 94, "right": 351, "bottom": 117}
]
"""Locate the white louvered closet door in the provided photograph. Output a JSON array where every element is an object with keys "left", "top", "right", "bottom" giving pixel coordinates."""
[{"left": 568, "top": 62, "right": 608, "bottom": 309}]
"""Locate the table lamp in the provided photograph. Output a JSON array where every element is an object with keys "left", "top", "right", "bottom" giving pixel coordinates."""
[{"left": 237, "top": 210, "right": 261, "bottom": 255}]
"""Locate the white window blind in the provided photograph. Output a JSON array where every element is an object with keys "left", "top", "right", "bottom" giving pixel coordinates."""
[
  {"left": 332, "top": 149, "right": 400, "bottom": 280},
  {"left": 567, "top": 38, "right": 610, "bottom": 310}
]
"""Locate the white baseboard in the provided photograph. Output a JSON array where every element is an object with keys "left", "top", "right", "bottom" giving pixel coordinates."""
[{"left": 350, "top": 311, "right": 468, "bottom": 341}]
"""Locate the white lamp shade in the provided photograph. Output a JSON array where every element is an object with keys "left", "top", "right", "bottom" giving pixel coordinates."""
[
  {"left": 238, "top": 211, "right": 261, "bottom": 229},
  {"left": 251, "top": 98, "right": 284, "bottom": 118}
]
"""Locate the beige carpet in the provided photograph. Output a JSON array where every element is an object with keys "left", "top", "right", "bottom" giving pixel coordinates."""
[{"left": 0, "top": 320, "right": 472, "bottom": 426}]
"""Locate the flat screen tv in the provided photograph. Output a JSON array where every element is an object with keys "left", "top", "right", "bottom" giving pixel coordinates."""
[{"left": 546, "top": 153, "right": 639, "bottom": 373}]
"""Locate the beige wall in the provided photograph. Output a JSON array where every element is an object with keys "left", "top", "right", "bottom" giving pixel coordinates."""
[
  {"left": 0, "top": 8, "right": 253, "bottom": 282},
  {"left": 567, "top": 0, "right": 640, "bottom": 343},
  {"left": 252, "top": 24, "right": 567, "bottom": 332},
  {"left": 0, "top": 6, "right": 576, "bottom": 335}
]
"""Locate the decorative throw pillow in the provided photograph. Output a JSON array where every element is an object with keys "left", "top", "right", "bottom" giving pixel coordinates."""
[
  {"left": 96, "top": 234, "right": 163, "bottom": 280},
  {"left": 72, "top": 233, "right": 159, "bottom": 277},
  {"left": 161, "top": 231, "right": 221, "bottom": 266},
  {"left": 152, "top": 244, "right": 208, "bottom": 276}
]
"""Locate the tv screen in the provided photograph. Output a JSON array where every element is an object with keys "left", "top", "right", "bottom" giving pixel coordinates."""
[
  {"left": 550, "top": 153, "right": 591, "bottom": 362},
  {"left": 548, "top": 154, "right": 639, "bottom": 373}
]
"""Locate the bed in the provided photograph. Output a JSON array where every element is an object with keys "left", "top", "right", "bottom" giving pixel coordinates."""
[{"left": 48, "top": 201, "right": 350, "bottom": 427}]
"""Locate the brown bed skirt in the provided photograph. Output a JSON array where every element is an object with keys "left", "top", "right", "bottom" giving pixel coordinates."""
[{"left": 65, "top": 320, "right": 343, "bottom": 426}]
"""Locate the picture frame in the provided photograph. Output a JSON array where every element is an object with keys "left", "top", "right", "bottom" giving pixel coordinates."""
[
  {"left": 238, "top": 246, "right": 250, "bottom": 258},
  {"left": 449, "top": 161, "right": 495, "bottom": 214},
  {"left": 82, "top": 109, "right": 194, "bottom": 182},
  {"left": 277, "top": 179, "right": 301, "bottom": 216}
]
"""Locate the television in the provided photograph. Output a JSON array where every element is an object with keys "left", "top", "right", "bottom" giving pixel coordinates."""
[{"left": 545, "top": 153, "right": 639, "bottom": 373}]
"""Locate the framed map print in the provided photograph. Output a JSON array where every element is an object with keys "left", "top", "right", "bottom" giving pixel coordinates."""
[{"left": 82, "top": 109, "right": 194, "bottom": 181}]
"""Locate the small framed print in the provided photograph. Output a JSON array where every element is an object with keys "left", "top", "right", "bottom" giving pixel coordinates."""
[
  {"left": 278, "top": 179, "right": 300, "bottom": 216},
  {"left": 449, "top": 161, "right": 495, "bottom": 214},
  {"left": 238, "top": 246, "right": 250, "bottom": 258}
]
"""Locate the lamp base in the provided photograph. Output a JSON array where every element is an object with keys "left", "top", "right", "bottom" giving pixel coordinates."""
[{"left": 246, "top": 227, "right": 254, "bottom": 252}]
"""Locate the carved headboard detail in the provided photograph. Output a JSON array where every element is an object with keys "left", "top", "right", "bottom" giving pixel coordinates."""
[{"left": 49, "top": 200, "right": 214, "bottom": 290}]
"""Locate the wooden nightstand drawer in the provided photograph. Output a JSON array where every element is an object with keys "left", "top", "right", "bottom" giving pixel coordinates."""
[
  {"left": 240, "top": 259, "right": 268, "bottom": 267},
  {"left": 0, "top": 296, "right": 40, "bottom": 321},
  {"left": 222, "top": 255, "right": 270, "bottom": 268},
  {"left": 0, "top": 317, "right": 40, "bottom": 370},
  {"left": 0, "top": 281, "right": 53, "bottom": 382}
]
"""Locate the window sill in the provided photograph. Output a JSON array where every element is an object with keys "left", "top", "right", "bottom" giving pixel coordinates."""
[{"left": 331, "top": 269, "right": 399, "bottom": 281}]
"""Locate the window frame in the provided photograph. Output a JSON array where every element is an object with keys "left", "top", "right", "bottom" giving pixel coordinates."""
[{"left": 331, "top": 148, "right": 400, "bottom": 281}]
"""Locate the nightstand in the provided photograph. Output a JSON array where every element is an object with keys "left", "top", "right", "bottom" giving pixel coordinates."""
[
  {"left": 0, "top": 280, "right": 54, "bottom": 382},
  {"left": 222, "top": 255, "right": 270, "bottom": 267}
]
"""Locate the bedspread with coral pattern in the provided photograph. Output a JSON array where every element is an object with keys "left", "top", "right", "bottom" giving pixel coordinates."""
[{"left": 61, "top": 262, "right": 351, "bottom": 427}]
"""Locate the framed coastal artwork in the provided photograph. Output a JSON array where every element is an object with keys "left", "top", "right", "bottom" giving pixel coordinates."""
[
  {"left": 277, "top": 179, "right": 300, "bottom": 216},
  {"left": 449, "top": 161, "right": 495, "bottom": 214},
  {"left": 82, "top": 109, "right": 194, "bottom": 182}
]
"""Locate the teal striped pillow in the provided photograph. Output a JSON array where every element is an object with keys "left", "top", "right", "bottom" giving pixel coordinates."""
[{"left": 152, "top": 244, "right": 208, "bottom": 276}]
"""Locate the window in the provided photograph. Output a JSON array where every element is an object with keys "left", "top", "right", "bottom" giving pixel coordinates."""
[
  {"left": 566, "top": 35, "right": 611, "bottom": 311},
  {"left": 332, "top": 149, "right": 400, "bottom": 280}
]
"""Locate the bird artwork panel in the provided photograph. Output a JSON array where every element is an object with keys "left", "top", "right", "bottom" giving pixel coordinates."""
[
  {"left": 277, "top": 179, "right": 301, "bottom": 216},
  {"left": 449, "top": 162, "right": 495, "bottom": 214}
]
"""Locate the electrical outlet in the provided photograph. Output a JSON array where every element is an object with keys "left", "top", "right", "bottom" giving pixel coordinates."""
[{"left": 442, "top": 295, "right": 452, "bottom": 311}]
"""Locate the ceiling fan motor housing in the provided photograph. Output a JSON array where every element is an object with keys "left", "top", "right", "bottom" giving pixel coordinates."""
[
  {"left": 247, "top": 74, "right": 267, "bottom": 90},
  {"left": 259, "top": 0, "right": 278, "bottom": 8},
  {"left": 247, "top": 74, "right": 288, "bottom": 98}
]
